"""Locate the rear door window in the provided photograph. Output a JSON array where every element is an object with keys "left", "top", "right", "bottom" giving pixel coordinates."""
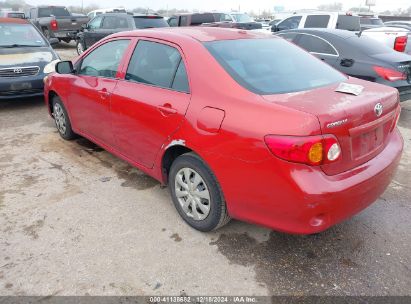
[
  {"left": 125, "top": 40, "right": 189, "bottom": 92},
  {"left": 296, "top": 34, "right": 337, "bottom": 55},
  {"left": 336, "top": 15, "right": 360, "bottom": 31},
  {"left": 304, "top": 15, "right": 330, "bottom": 28},
  {"left": 191, "top": 13, "right": 217, "bottom": 24},
  {"left": 79, "top": 39, "right": 130, "bottom": 78},
  {"left": 102, "top": 16, "right": 129, "bottom": 29}
]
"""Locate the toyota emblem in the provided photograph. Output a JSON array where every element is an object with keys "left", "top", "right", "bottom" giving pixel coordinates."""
[
  {"left": 13, "top": 68, "right": 23, "bottom": 74},
  {"left": 374, "top": 103, "right": 383, "bottom": 117}
]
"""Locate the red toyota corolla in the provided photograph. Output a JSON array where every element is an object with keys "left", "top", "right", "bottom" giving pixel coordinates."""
[{"left": 44, "top": 28, "right": 403, "bottom": 234}]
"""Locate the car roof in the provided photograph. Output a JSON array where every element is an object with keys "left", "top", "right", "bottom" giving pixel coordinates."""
[
  {"left": 111, "top": 27, "right": 273, "bottom": 42},
  {"left": 279, "top": 28, "right": 357, "bottom": 39},
  {"left": 111, "top": 27, "right": 274, "bottom": 42},
  {"left": 0, "top": 17, "right": 29, "bottom": 24}
]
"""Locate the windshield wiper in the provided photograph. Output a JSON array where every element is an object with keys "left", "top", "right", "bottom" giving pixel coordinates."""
[{"left": 0, "top": 44, "right": 43, "bottom": 48}]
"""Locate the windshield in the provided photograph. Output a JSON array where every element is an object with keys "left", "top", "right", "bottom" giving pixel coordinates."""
[
  {"left": 38, "top": 7, "right": 70, "bottom": 17},
  {"left": 133, "top": 17, "right": 169, "bottom": 29},
  {"left": 205, "top": 38, "right": 346, "bottom": 95},
  {"left": 231, "top": 13, "right": 254, "bottom": 23},
  {"left": 0, "top": 24, "right": 47, "bottom": 47}
]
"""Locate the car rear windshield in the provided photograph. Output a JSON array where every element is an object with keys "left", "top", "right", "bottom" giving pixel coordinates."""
[
  {"left": 336, "top": 15, "right": 360, "bottom": 31},
  {"left": 0, "top": 23, "right": 47, "bottom": 47},
  {"left": 346, "top": 35, "right": 393, "bottom": 55},
  {"left": 133, "top": 16, "right": 169, "bottom": 28},
  {"left": 38, "top": 7, "right": 70, "bottom": 17},
  {"left": 204, "top": 38, "right": 346, "bottom": 95}
]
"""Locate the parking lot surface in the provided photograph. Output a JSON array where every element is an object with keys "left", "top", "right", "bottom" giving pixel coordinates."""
[{"left": 0, "top": 43, "right": 410, "bottom": 296}]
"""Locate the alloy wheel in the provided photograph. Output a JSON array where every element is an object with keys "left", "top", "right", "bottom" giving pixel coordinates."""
[{"left": 53, "top": 103, "right": 67, "bottom": 135}]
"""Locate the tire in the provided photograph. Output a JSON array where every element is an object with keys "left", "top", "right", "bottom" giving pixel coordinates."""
[
  {"left": 52, "top": 96, "right": 77, "bottom": 140},
  {"left": 169, "top": 152, "right": 231, "bottom": 232},
  {"left": 43, "top": 28, "right": 51, "bottom": 40},
  {"left": 76, "top": 40, "right": 85, "bottom": 55}
]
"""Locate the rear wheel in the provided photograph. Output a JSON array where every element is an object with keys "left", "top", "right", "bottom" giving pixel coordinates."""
[
  {"left": 169, "top": 152, "right": 231, "bottom": 231},
  {"left": 52, "top": 97, "right": 77, "bottom": 140},
  {"left": 76, "top": 40, "right": 85, "bottom": 55}
]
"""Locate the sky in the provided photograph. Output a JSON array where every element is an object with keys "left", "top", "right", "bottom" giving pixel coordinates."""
[{"left": 24, "top": 0, "right": 410, "bottom": 13}]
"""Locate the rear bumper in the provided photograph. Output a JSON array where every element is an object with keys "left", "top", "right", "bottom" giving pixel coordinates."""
[
  {"left": 0, "top": 74, "right": 44, "bottom": 100},
  {"left": 215, "top": 129, "right": 403, "bottom": 234},
  {"left": 51, "top": 30, "right": 78, "bottom": 39}
]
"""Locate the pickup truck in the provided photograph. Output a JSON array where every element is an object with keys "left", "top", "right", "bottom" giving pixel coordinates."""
[
  {"left": 362, "top": 27, "right": 411, "bottom": 55},
  {"left": 27, "top": 6, "right": 89, "bottom": 43}
]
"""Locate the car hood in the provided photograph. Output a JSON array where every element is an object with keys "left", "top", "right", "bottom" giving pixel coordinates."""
[{"left": 0, "top": 47, "right": 57, "bottom": 69}]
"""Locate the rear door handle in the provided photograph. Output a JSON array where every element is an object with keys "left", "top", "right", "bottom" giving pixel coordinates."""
[{"left": 157, "top": 103, "right": 177, "bottom": 115}]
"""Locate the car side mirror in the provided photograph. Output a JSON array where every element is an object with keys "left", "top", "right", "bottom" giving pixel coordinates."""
[
  {"left": 49, "top": 38, "right": 59, "bottom": 46},
  {"left": 55, "top": 61, "right": 74, "bottom": 74},
  {"left": 271, "top": 24, "right": 278, "bottom": 32}
]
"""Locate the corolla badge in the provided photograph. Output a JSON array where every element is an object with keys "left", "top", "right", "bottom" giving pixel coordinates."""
[{"left": 374, "top": 103, "right": 383, "bottom": 117}]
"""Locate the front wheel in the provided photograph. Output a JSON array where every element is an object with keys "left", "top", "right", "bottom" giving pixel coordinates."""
[
  {"left": 76, "top": 40, "right": 85, "bottom": 55},
  {"left": 169, "top": 152, "right": 231, "bottom": 232},
  {"left": 52, "top": 97, "right": 77, "bottom": 140}
]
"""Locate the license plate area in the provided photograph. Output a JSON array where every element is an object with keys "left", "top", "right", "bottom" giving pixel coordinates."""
[
  {"left": 10, "top": 82, "right": 32, "bottom": 90},
  {"left": 351, "top": 123, "right": 390, "bottom": 160}
]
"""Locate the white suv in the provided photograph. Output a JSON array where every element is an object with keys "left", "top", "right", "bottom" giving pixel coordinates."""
[{"left": 272, "top": 12, "right": 360, "bottom": 32}]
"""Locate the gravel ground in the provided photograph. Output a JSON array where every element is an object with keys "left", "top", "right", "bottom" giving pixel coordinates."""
[{"left": 0, "top": 42, "right": 410, "bottom": 296}]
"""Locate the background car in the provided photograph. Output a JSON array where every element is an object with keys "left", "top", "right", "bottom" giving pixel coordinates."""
[
  {"left": 87, "top": 7, "right": 127, "bottom": 19},
  {"left": 272, "top": 12, "right": 360, "bottom": 32},
  {"left": 76, "top": 13, "right": 169, "bottom": 54},
  {"left": 45, "top": 28, "right": 402, "bottom": 234},
  {"left": 385, "top": 20, "right": 411, "bottom": 31},
  {"left": 0, "top": 10, "right": 25, "bottom": 19},
  {"left": 27, "top": 6, "right": 89, "bottom": 43},
  {"left": 0, "top": 18, "right": 59, "bottom": 99},
  {"left": 276, "top": 29, "right": 411, "bottom": 101},
  {"left": 360, "top": 16, "right": 384, "bottom": 30}
]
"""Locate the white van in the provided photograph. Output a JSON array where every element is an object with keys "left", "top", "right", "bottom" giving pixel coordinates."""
[
  {"left": 272, "top": 12, "right": 360, "bottom": 32},
  {"left": 87, "top": 8, "right": 127, "bottom": 19}
]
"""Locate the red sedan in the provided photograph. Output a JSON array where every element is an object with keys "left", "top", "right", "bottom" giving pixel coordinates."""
[{"left": 44, "top": 28, "right": 403, "bottom": 234}]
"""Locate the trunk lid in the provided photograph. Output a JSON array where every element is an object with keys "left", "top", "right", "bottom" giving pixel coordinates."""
[{"left": 262, "top": 77, "right": 400, "bottom": 175}]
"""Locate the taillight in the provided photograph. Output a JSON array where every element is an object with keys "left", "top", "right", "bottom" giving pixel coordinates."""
[
  {"left": 50, "top": 19, "right": 58, "bottom": 30},
  {"left": 373, "top": 66, "right": 407, "bottom": 82},
  {"left": 264, "top": 135, "right": 341, "bottom": 166},
  {"left": 394, "top": 36, "right": 407, "bottom": 52}
]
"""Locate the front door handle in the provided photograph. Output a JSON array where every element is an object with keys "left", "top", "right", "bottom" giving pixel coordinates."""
[
  {"left": 157, "top": 103, "right": 177, "bottom": 115},
  {"left": 98, "top": 88, "right": 111, "bottom": 100}
]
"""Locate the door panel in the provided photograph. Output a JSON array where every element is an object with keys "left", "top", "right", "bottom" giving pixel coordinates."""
[
  {"left": 110, "top": 39, "right": 191, "bottom": 168},
  {"left": 68, "top": 39, "right": 131, "bottom": 146}
]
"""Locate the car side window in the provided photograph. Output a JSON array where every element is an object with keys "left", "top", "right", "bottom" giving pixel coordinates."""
[
  {"left": 88, "top": 16, "right": 103, "bottom": 29},
  {"left": 304, "top": 15, "right": 330, "bottom": 28},
  {"left": 296, "top": 34, "right": 337, "bottom": 55},
  {"left": 277, "top": 16, "right": 302, "bottom": 30},
  {"left": 168, "top": 17, "right": 178, "bottom": 27},
  {"left": 102, "top": 16, "right": 128, "bottom": 29},
  {"left": 125, "top": 40, "right": 189, "bottom": 92},
  {"left": 180, "top": 16, "right": 188, "bottom": 26},
  {"left": 172, "top": 60, "right": 189, "bottom": 93},
  {"left": 79, "top": 39, "right": 130, "bottom": 78}
]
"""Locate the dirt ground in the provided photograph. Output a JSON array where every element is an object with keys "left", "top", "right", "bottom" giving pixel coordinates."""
[{"left": 0, "top": 42, "right": 410, "bottom": 296}]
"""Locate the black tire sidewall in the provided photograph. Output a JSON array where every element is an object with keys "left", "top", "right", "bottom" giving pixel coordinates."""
[{"left": 169, "top": 154, "right": 224, "bottom": 232}]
